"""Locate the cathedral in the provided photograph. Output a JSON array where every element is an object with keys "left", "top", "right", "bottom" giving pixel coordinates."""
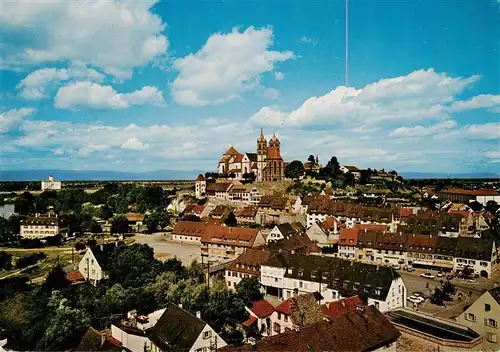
[{"left": 217, "top": 130, "right": 285, "bottom": 182}]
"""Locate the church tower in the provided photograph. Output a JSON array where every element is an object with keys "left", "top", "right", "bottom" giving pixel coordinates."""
[{"left": 256, "top": 129, "right": 267, "bottom": 182}]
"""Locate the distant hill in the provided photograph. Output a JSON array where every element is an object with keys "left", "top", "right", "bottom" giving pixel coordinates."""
[
  {"left": 0, "top": 169, "right": 204, "bottom": 181},
  {"left": 399, "top": 172, "right": 500, "bottom": 179}
]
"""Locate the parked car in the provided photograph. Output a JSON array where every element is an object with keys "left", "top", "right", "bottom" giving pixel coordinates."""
[
  {"left": 407, "top": 267, "right": 415, "bottom": 272},
  {"left": 421, "top": 272, "right": 435, "bottom": 279},
  {"left": 446, "top": 274, "right": 454, "bottom": 280},
  {"left": 437, "top": 272, "right": 443, "bottom": 278},
  {"left": 407, "top": 295, "right": 425, "bottom": 304},
  {"left": 393, "top": 265, "right": 401, "bottom": 270}
]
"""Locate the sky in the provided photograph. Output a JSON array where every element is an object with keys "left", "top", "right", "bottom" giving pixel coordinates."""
[{"left": 1, "top": 0, "right": 499, "bottom": 174}]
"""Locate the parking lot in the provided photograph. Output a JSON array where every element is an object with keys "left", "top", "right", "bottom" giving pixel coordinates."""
[
  {"left": 398, "top": 267, "right": 486, "bottom": 319},
  {"left": 133, "top": 232, "right": 202, "bottom": 266}
]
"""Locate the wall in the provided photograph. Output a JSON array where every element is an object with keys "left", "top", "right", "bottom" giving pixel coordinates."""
[
  {"left": 78, "top": 249, "right": 105, "bottom": 285},
  {"left": 190, "top": 324, "right": 227, "bottom": 351},
  {"left": 172, "top": 234, "right": 201, "bottom": 243},
  {"left": 111, "top": 325, "right": 151, "bottom": 352}
]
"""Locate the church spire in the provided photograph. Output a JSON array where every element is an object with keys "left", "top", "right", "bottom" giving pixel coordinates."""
[{"left": 258, "top": 128, "right": 266, "bottom": 142}]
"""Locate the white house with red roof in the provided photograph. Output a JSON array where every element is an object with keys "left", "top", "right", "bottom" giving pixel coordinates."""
[{"left": 243, "top": 300, "right": 275, "bottom": 337}]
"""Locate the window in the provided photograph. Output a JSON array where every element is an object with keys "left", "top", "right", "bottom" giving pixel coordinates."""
[
  {"left": 273, "top": 322, "right": 281, "bottom": 333},
  {"left": 91, "top": 269, "right": 95, "bottom": 274},
  {"left": 467, "top": 313, "right": 476, "bottom": 322},
  {"left": 284, "top": 315, "right": 288, "bottom": 322},
  {"left": 485, "top": 304, "right": 491, "bottom": 312},
  {"left": 486, "top": 333, "right": 497, "bottom": 343},
  {"left": 203, "top": 331, "right": 212, "bottom": 339},
  {"left": 485, "top": 318, "right": 498, "bottom": 328},
  {"left": 278, "top": 312, "right": 281, "bottom": 320},
  {"left": 227, "top": 281, "right": 231, "bottom": 287},
  {"left": 299, "top": 281, "right": 303, "bottom": 288},
  {"left": 298, "top": 269, "right": 304, "bottom": 277},
  {"left": 374, "top": 302, "right": 379, "bottom": 309}
]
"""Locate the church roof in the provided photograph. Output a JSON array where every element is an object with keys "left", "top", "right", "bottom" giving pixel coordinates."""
[
  {"left": 195, "top": 174, "right": 205, "bottom": 181},
  {"left": 223, "top": 146, "right": 241, "bottom": 156}
]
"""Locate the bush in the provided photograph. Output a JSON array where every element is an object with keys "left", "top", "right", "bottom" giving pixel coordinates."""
[
  {"left": 45, "top": 234, "right": 63, "bottom": 246},
  {"left": 86, "top": 239, "right": 97, "bottom": 247},
  {"left": 19, "top": 238, "right": 43, "bottom": 248},
  {"left": 16, "top": 252, "right": 47, "bottom": 269},
  {"left": 75, "top": 242, "right": 86, "bottom": 251}
]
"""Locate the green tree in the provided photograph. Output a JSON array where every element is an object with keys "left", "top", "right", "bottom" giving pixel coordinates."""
[
  {"left": 307, "top": 154, "right": 316, "bottom": 167},
  {"left": 285, "top": 160, "right": 305, "bottom": 179},
  {"left": 44, "top": 263, "right": 70, "bottom": 293},
  {"left": 0, "top": 251, "right": 13, "bottom": 270},
  {"left": 110, "top": 214, "right": 130, "bottom": 234},
  {"left": 224, "top": 212, "right": 237, "bottom": 227},
  {"left": 38, "top": 294, "right": 91, "bottom": 350},
  {"left": 14, "top": 192, "right": 36, "bottom": 215},
  {"left": 144, "top": 208, "right": 170, "bottom": 233},
  {"left": 99, "top": 204, "right": 114, "bottom": 220},
  {"left": 235, "top": 276, "right": 263, "bottom": 305}
]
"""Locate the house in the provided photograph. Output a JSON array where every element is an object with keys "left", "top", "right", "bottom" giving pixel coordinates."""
[
  {"left": 306, "top": 217, "right": 341, "bottom": 247},
  {"left": 225, "top": 248, "right": 273, "bottom": 289},
  {"left": 209, "top": 205, "right": 231, "bottom": 220},
  {"left": 183, "top": 204, "right": 205, "bottom": 217},
  {"left": 320, "top": 295, "right": 364, "bottom": 319},
  {"left": 74, "top": 327, "right": 122, "bottom": 351},
  {"left": 338, "top": 227, "right": 359, "bottom": 260},
  {"left": 260, "top": 253, "right": 406, "bottom": 312},
  {"left": 220, "top": 305, "right": 401, "bottom": 352},
  {"left": 234, "top": 206, "right": 258, "bottom": 225},
  {"left": 20, "top": 212, "right": 59, "bottom": 239},
  {"left": 171, "top": 221, "right": 206, "bottom": 243},
  {"left": 453, "top": 237, "right": 498, "bottom": 278},
  {"left": 41, "top": 175, "right": 62, "bottom": 191},
  {"left": 266, "top": 222, "right": 306, "bottom": 243},
  {"left": 242, "top": 300, "right": 275, "bottom": 337},
  {"left": 340, "top": 165, "right": 362, "bottom": 180},
  {"left": 195, "top": 174, "right": 206, "bottom": 198},
  {"left": 201, "top": 225, "right": 265, "bottom": 260},
  {"left": 456, "top": 287, "right": 500, "bottom": 350},
  {"left": 268, "top": 292, "right": 324, "bottom": 336},
  {"left": 439, "top": 188, "right": 500, "bottom": 205},
  {"left": 127, "top": 213, "right": 145, "bottom": 232},
  {"left": 205, "top": 182, "right": 233, "bottom": 200},
  {"left": 79, "top": 242, "right": 121, "bottom": 285},
  {"left": 389, "top": 308, "right": 482, "bottom": 352},
  {"left": 112, "top": 304, "right": 227, "bottom": 352},
  {"left": 265, "top": 234, "right": 320, "bottom": 255}
]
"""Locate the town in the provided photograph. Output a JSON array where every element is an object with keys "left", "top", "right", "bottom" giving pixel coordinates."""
[{"left": 1, "top": 130, "right": 499, "bottom": 351}]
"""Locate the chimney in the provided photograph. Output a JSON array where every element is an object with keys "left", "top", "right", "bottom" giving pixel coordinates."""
[{"left": 196, "top": 311, "right": 201, "bottom": 319}]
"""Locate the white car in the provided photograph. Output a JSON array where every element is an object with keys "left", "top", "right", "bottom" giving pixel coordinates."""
[
  {"left": 420, "top": 272, "right": 435, "bottom": 279},
  {"left": 392, "top": 265, "right": 401, "bottom": 270},
  {"left": 437, "top": 272, "right": 443, "bottom": 278},
  {"left": 407, "top": 296, "right": 424, "bottom": 304}
]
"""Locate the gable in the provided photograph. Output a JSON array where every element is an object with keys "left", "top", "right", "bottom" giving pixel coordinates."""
[{"left": 460, "top": 291, "right": 500, "bottom": 321}]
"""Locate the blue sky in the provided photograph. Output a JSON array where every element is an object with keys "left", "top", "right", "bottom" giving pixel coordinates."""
[{"left": 1, "top": 0, "right": 499, "bottom": 174}]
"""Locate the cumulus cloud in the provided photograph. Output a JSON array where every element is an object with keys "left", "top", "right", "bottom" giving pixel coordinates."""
[
  {"left": 274, "top": 72, "right": 284, "bottom": 81},
  {"left": 250, "top": 69, "right": 483, "bottom": 127},
  {"left": 448, "top": 94, "right": 500, "bottom": 112},
  {"left": 1, "top": 0, "right": 168, "bottom": 78},
  {"left": 54, "top": 82, "right": 165, "bottom": 109},
  {"left": 121, "top": 137, "right": 149, "bottom": 150},
  {"left": 16, "top": 64, "right": 105, "bottom": 99},
  {"left": 389, "top": 120, "right": 457, "bottom": 137},
  {"left": 170, "top": 26, "right": 294, "bottom": 106},
  {"left": 300, "top": 36, "right": 318, "bottom": 45},
  {"left": 0, "top": 108, "right": 36, "bottom": 133}
]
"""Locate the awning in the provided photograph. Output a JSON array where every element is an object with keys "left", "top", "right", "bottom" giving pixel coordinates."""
[{"left": 242, "top": 316, "right": 257, "bottom": 327}]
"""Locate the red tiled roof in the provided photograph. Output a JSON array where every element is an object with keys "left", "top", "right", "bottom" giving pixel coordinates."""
[
  {"left": 343, "top": 165, "right": 361, "bottom": 172},
  {"left": 224, "top": 146, "right": 241, "bottom": 156},
  {"left": 65, "top": 271, "right": 84, "bottom": 282},
  {"left": 441, "top": 188, "right": 500, "bottom": 196},
  {"left": 242, "top": 315, "right": 257, "bottom": 327},
  {"left": 275, "top": 298, "right": 293, "bottom": 315},
  {"left": 249, "top": 300, "right": 275, "bottom": 319},
  {"left": 172, "top": 221, "right": 207, "bottom": 237},
  {"left": 339, "top": 227, "right": 358, "bottom": 245},
  {"left": 354, "top": 224, "right": 388, "bottom": 232},
  {"left": 220, "top": 305, "right": 401, "bottom": 352},
  {"left": 234, "top": 154, "right": 244, "bottom": 162},
  {"left": 202, "top": 224, "right": 260, "bottom": 247},
  {"left": 399, "top": 207, "right": 413, "bottom": 218},
  {"left": 448, "top": 209, "right": 471, "bottom": 218},
  {"left": 228, "top": 249, "right": 272, "bottom": 275},
  {"left": 320, "top": 296, "right": 364, "bottom": 319},
  {"left": 321, "top": 217, "right": 340, "bottom": 230}
]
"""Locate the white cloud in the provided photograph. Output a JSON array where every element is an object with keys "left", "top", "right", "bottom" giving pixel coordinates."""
[
  {"left": 389, "top": 120, "right": 457, "bottom": 137},
  {"left": 300, "top": 36, "right": 318, "bottom": 46},
  {"left": 121, "top": 137, "right": 149, "bottom": 150},
  {"left": 170, "top": 26, "right": 294, "bottom": 106},
  {"left": 54, "top": 82, "right": 165, "bottom": 109},
  {"left": 261, "top": 88, "right": 281, "bottom": 100},
  {"left": 274, "top": 72, "right": 284, "bottom": 80},
  {"left": 448, "top": 94, "right": 500, "bottom": 112},
  {"left": 1, "top": 0, "right": 168, "bottom": 78},
  {"left": 0, "top": 108, "right": 36, "bottom": 133},
  {"left": 16, "top": 64, "right": 105, "bottom": 99},
  {"left": 486, "top": 151, "right": 500, "bottom": 159},
  {"left": 250, "top": 69, "right": 481, "bottom": 126}
]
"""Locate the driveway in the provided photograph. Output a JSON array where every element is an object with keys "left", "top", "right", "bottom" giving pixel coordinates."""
[{"left": 133, "top": 232, "right": 202, "bottom": 266}]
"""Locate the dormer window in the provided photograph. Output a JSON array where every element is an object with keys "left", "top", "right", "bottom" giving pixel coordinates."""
[
  {"left": 375, "top": 288, "right": 381, "bottom": 295},
  {"left": 322, "top": 272, "right": 328, "bottom": 280},
  {"left": 298, "top": 269, "right": 304, "bottom": 277},
  {"left": 311, "top": 270, "right": 317, "bottom": 279}
]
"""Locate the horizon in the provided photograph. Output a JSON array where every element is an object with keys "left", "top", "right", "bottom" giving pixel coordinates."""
[{"left": 1, "top": 0, "right": 499, "bottom": 174}]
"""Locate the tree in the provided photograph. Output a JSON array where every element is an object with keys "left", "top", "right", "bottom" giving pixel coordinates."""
[
  {"left": 235, "top": 276, "right": 263, "bottom": 305},
  {"left": 285, "top": 160, "right": 305, "bottom": 179},
  {"left": 224, "top": 212, "right": 237, "bottom": 227},
  {"left": 110, "top": 214, "right": 130, "bottom": 234},
  {"left": 307, "top": 155, "right": 316, "bottom": 167},
  {"left": 485, "top": 200, "right": 499, "bottom": 213},
  {"left": 0, "top": 251, "right": 13, "bottom": 270},
  {"left": 99, "top": 204, "right": 113, "bottom": 220},
  {"left": 319, "top": 156, "right": 341, "bottom": 180},
  {"left": 44, "top": 263, "right": 70, "bottom": 293},
  {"left": 144, "top": 208, "right": 170, "bottom": 233},
  {"left": 74, "top": 242, "right": 86, "bottom": 251},
  {"left": 242, "top": 172, "right": 256, "bottom": 184},
  {"left": 469, "top": 201, "right": 483, "bottom": 212},
  {"left": 14, "top": 192, "right": 35, "bottom": 215}
]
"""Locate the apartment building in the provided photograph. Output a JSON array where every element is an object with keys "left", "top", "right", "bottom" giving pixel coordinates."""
[
  {"left": 201, "top": 225, "right": 265, "bottom": 260},
  {"left": 20, "top": 212, "right": 59, "bottom": 239}
]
